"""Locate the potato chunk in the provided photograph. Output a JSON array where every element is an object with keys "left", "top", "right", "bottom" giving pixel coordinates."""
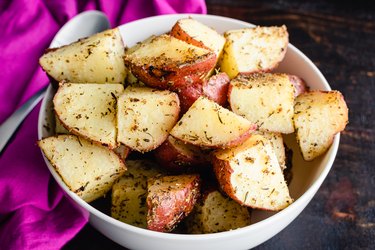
[
  {"left": 111, "top": 160, "right": 166, "bottom": 228},
  {"left": 213, "top": 135, "right": 293, "bottom": 211},
  {"left": 186, "top": 190, "right": 251, "bottom": 234},
  {"left": 294, "top": 90, "right": 348, "bottom": 161},
  {"left": 229, "top": 73, "right": 295, "bottom": 134},
  {"left": 170, "top": 97, "right": 256, "bottom": 148},
  {"left": 170, "top": 18, "right": 226, "bottom": 75},
  {"left": 147, "top": 175, "right": 200, "bottom": 232},
  {"left": 38, "top": 135, "right": 126, "bottom": 202},
  {"left": 220, "top": 26, "right": 288, "bottom": 79},
  {"left": 54, "top": 83, "right": 124, "bottom": 148},
  {"left": 117, "top": 87, "right": 180, "bottom": 152},
  {"left": 40, "top": 28, "right": 127, "bottom": 83},
  {"left": 124, "top": 34, "right": 216, "bottom": 90}
]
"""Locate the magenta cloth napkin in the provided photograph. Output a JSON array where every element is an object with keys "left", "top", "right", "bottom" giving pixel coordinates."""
[{"left": 0, "top": 0, "right": 206, "bottom": 249}]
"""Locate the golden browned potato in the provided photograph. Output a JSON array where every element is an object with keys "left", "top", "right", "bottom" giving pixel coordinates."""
[
  {"left": 212, "top": 135, "right": 293, "bottom": 211},
  {"left": 170, "top": 97, "right": 256, "bottom": 148},
  {"left": 186, "top": 189, "right": 251, "bottom": 234},
  {"left": 124, "top": 34, "right": 216, "bottom": 90},
  {"left": 117, "top": 86, "right": 180, "bottom": 152},
  {"left": 228, "top": 73, "right": 295, "bottom": 134},
  {"left": 147, "top": 174, "right": 200, "bottom": 232},
  {"left": 153, "top": 135, "right": 210, "bottom": 171},
  {"left": 39, "top": 28, "right": 127, "bottom": 83},
  {"left": 254, "top": 131, "right": 286, "bottom": 170},
  {"left": 170, "top": 18, "right": 226, "bottom": 76},
  {"left": 220, "top": 26, "right": 288, "bottom": 79},
  {"left": 53, "top": 83, "right": 124, "bottom": 149},
  {"left": 294, "top": 90, "right": 348, "bottom": 161},
  {"left": 38, "top": 135, "right": 126, "bottom": 203}
]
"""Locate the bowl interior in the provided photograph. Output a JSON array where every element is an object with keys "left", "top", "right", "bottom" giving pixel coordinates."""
[{"left": 38, "top": 13, "right": 338, "bottom": 247}]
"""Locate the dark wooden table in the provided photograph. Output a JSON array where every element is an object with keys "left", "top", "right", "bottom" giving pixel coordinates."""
[{"left": 64, "top": 0, "right": 375, "bottom": 249}]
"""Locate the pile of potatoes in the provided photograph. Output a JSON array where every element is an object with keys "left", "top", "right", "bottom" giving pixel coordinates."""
[{"left": 38, "top": 18, "right": 348, "bottom": 233}]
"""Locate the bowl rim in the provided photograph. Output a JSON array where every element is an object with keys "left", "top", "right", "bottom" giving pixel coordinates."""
[{"left": 38, "top": 13, "right": 339, "bottom": 240}]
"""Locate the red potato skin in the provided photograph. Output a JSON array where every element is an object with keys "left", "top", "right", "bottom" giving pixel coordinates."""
[
  {"left": 154, "top": 136, "right": 209, "bottom": 172},
  {"left": 178, "top": 72, "right": 230, "bottom": 114},
  {"left": 202, "top": 72, "right": 230, "bottom": 106},
  {"left": 147, "top": 175, "right": 201, "bottom": 232},
  {"left": 170, "top": 22, "right": 210, "bottom": 51},
  {"left": 288, "top": 74, "right": 309, "bottom": 97},
  {"left": 219, "top": 124, "right": 257, "bottom": 148},
  {"left": 125, "top": 54, "right": 217, "bottom": 91},
  {"left": 212, "top": 157, "right": 236, "bottom": 202}
]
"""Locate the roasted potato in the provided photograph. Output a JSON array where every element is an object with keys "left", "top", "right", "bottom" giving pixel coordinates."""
[
  {"left": 220, "top": 26, "right": 288, "bottom": 79},
  {"left": 170, "top": 18, "right": 226, "bottom": 76},
  {"left": 39, "top": 28, "right": 127, "bottom": 83},
  {"left": 254, "top": 131, "right": 286, "bottom": 170},
  {"left": 186, "top": 189, "right": 251, "bottom": 234},
  {"left": 147, "top": 174, "right": 200, "bottom": 232},
  {"left": 154, "top": 135, "right": 210, "bottom": 171},
  {"left": 229, "top": 73, "right": 295, "bottom": 134},
  {"left": 54, "top": 83, "right": 124, "bottom": 148},
  {"left": 111, "top": 160, "right": 166, "bottom": 228},
  {"left": 124, "top": 34, "right": 216, "bottom": 90},
  {"left": 117, "top": 86, "right": 180, "bottom": 152},
  {"left": 38, "top": 135, "right": 126, "bottom": 203},
  {"left": 178, "top": 72, "right": 230, "bottom": 113},
  {"left": 170, "top": 97, "right": 257, "bottom": 148},
  {"left": 294, "top": 90, "right": 348, "bottom": 161},
  {"left": 213, "top": 134, "right": 293, "bottom": 211}
]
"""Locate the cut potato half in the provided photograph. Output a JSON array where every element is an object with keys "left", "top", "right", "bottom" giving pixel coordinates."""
[
  {"left": 54, "top": 83, "right": 124, "bottom": 148},
  {"left": 40, "top": 28, "right": 127, "bottom": 83},
  {"left": 220, "top": 26, "right": 288, "bottom": 79},
  {"left": 229, "top": 73, "right": 295, "bottom": 134},
  {"left": 294, "top": 90, "right": 348, "bottom": 161},
  {"left": 117, "top": 87, "right": 180, "bottom": 152},
  {"left": 213, "top": 135, "right": 293, "bottom": 211},
  {"left": 38, "top": 135, "right": 126, "bottom": 202},
  {"left": 170, "top": 97, "right": 256, "bottom": 148}
]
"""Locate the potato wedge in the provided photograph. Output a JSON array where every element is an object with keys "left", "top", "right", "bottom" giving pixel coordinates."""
[
  {"left": 124, "top": 34, "right": 216, "bottom": 90},
  {"left": 170, "top": 97, "right": 256, "bottom": 148},
  {"left": 170, "top": 18, "right": 226, "bottom": 75},
  {"left": 154, "top": 135, "right": 210, "bottom": 171},
  {"left": 40, "top": 28, "right": 127, "bottom": 83},
  {"left": 147, "top": 174, "right": 200, "bottom": 232},
  {"left": 38, "top": 135, "right": 126, "bottom": 203},
  {"left": 229, "top": 73, "right": 295, "bottom": 134},
  {"left": 186, "top": 190, "right": 251, "bottom": 234},
  {"left": 117, "top": 86, "right": 180, "bottom": 152},
  {"left": 55, "top": 114, "right": 69, "bottom": 134},
  {"left": 54, "top": 83, "right": 124, "bottom": 148},
  {"left": 294, "top": 90, "right": 348, "bottom": 161},
  {"left": 213, "top": 135, "right": 293, "bottom": 211},
  {"left": 111, "top": 160, "right": 166, "bottom": 228},
  {"left": 178, "top": 72, "right": 230, "bottom": 113},
  {"left": 220, "top": 26, "right": 288, "bottom": 79}
]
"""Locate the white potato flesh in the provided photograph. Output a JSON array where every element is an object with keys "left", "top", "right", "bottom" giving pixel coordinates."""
[
  {"left": 294, "top": 90, "right": 348, "bottom": 161},
  {"left": 39, "top": 28, "right": 127, "bottom": 83},
  {"left": 254, "top": 131, "right": 286, "bottom": 170},
  {"left": 117, "top": 87, "right": 180, "bottom": 152},
  {"left": 54, "top": 83, "right": 124, "bottom": 148},
  {"left": 170, "top": 97, "right": 255, "bottom": 148},
  {"left": 38, "top": 135, "right": 126, "bottom": 203},
  {"left": 213, "top": 135, "right": 293, "bottom": 211},
  {"left": 220, "top": 26, "right": 288, "bottom": 79},
  {"left": 229, "top": 73, "right": 295, "bottom": 134}
]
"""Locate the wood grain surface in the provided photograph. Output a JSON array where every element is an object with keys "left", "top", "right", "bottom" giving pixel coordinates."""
[{"left": 64, "top": 1, "right": 375, "bottom": 249}]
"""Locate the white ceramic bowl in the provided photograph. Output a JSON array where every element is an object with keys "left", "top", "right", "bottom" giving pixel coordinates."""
[{"left": 38, "top": 14, "right": 339, "bottom": 250}]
